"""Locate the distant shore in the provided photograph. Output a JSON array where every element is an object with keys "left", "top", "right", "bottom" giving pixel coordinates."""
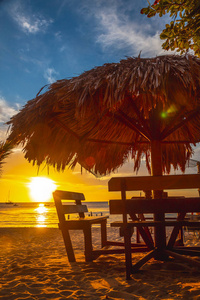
[{"left": 1, "top": 227, "right": 200, "bottom": 299}]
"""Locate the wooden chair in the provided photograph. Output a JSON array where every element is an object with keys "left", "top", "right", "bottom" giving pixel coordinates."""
[
  {"left": 185, "top": 214, "right": 200, "bottom": 238},
  {"left": 53, "top": 190, "right": 108, "bottom": 262}
]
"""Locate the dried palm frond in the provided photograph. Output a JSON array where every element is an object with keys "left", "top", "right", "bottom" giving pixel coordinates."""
[
  {"left": 7, "top": 54, "right": 200, "bottom": 176},
  {"left": 0, "top": 141, "right": 13, "bottom": 175}
]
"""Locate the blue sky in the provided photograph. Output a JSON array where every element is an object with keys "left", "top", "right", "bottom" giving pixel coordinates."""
[
  {"left": 0, "top": 0, "right": 171, "bottom": 134},
  {"left": 1, "top": 0, "right": 200, "bottom": 201}
]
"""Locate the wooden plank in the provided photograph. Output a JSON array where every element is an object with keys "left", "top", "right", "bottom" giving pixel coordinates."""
[
  {"left": 131, "top": 249, "right": 157, "bottom": 273},
  {"left": 109, "top": 198, "right": 200, "bottom": 214},
  {"left": 111, "top": 220, "right": 200, "bottom": 228},
  {"left": 108, "top": 174, "right": 200, "bottom": 192},
  {"left": 62, "top": 204, "right": 88, "bottom": 214},
  {"left": 171, "top": 248, "right": 200, "bottom": 257},
  {"left": 111, "top": 221, "right": 158, "bottom": 227},
  {"left": 83, "top": 216, "right": 109, "bottom": 223},
  {"left": 105, "top": 241, "right": 147, "bottom": 247},
  {"left": 110, "top": 221, "right": 132, "bottom": 227},
  {"left": 60, "top": 228, "right": 76, "bottom": 262},
  {"left": 165, "top": 250, "right": 200, "bottom": 268},
  {"left": 60, "top": 218, "right": 107, "bottom": 230},
  {"left": 92, "top": 247, "right": 149, "bottom": 256},
  {"left": 53, "top": 190, "right": 85, "bottom": 201}
]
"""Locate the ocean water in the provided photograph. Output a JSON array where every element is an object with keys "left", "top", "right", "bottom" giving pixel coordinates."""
[
  {"left": 0, "top": 201, "right": 115, "bottom": 228},
  {"left": 0, "top": 201, "right": 187, "bottom": 229},
  {"left": 1, "top": 202, "right": 199, "bottom": 247}
]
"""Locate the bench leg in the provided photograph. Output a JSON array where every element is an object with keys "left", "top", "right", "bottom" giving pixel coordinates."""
[
  {"left": 61, "top": 228, "right": 76, "bottom": 262},
  {"left": 129, "top": 212, "right": 154, "bottom": 250},
  {"left": 100, "top": 219, "right": 107, "bottom": 248},
  {"left": 136, "top": 228, "right": 140, "bottom": 243},
  {"left": 83, "top": 225, "right": 93, "bottom": 262},
  {"left": 167, "top": 213, "right": 186, "bottom": 249},
  {"left": 124, "top": 226, "right": 133, "bottom": 280}
]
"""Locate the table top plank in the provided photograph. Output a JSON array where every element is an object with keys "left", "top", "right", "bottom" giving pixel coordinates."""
[{"left": 109, "top": 197, "right": 200, "bottom": 214}]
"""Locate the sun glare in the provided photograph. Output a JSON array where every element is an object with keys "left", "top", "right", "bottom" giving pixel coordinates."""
[{"left": 28, "top": 177, "right": 57, "bottom": 202}]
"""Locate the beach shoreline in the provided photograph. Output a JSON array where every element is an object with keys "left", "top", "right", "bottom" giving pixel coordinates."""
[{"left": 1, "top": 227, "right": 200, "bottom": 299}]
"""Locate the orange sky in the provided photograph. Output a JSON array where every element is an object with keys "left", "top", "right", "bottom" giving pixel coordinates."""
[
  {"left": 1, "top": 148, "right": 199, "bottom": 203},
  {"left": 0, "top": 148, "right": 142, "bottom": 202}
]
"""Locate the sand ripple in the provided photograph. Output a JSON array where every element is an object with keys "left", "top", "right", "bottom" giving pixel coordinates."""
[{"left": 0, "top": 227, "right": 200, "bottom": 299}]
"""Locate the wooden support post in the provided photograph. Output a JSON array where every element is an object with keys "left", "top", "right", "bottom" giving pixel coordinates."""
[
  {"left": 151, "top": 140, "right": 167, "bottom": 259},
  {"left": 121, "top": 179, "right": 133, "bottom": 280}
]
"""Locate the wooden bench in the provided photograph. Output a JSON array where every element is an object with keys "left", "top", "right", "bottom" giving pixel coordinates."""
[
  {"left": 108, "top": 174, "right": 200, "bottom": 279},
  {"left": 185, "top": 214, "right": 200, "bottom": 237},
  {"left": 53, "top": 190, "right": 108, "bottom": 262}
]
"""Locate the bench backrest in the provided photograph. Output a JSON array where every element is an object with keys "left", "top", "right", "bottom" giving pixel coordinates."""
[
  {"left": 108, "top": 174, "right": 200, "bottom": 192},
  {"left": 108, "top": 174, "right": 200, "bottom": 218},
  {"left": 109, "top": 198, "right": 200, "bottom": 215},
  {"left": 53, "top": 190, "right": 88, "bottom": 222}
]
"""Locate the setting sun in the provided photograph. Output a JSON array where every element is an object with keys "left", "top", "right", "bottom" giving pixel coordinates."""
[{"left": 28, "top": 177, "right": 57, "bottom": 202}]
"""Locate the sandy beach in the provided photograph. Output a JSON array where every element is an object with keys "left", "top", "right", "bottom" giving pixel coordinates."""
[{"left": 1, "top": 227, "right": 200, "bottom": 300}]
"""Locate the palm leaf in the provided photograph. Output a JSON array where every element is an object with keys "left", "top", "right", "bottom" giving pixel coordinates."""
[{"left": 0, "top": 141, "right": 13, "bottom": 174}]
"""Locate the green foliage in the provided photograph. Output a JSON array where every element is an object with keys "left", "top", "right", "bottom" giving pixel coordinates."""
[
  {"left": 0, "top": 141, "right": 13, "bottom": 175},
  {"left": 141, "top": 0, "right": 200, "bottom": 57}
]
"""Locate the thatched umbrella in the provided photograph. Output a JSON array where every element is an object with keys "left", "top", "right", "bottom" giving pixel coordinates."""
[
  {"left": 7, "top": 55, "right": 200, "bottom": 177},
  {"left": 7, "top": 54, "right": 200, "bottom": 250}
]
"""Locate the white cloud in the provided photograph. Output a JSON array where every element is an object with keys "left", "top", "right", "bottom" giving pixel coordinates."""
[
  {"left": 9, "top": 1, "right": 53, "bottom": 34},
  {"left": 95, "top": 8, "right": 165, "bottom": 57},
  {"left": 0, "top": 97, "right": 18, "bottom": 123},
  {"left": 0, "top": 126, "right": 9, "bottom": 141},
  {"left": 0, "top": 97, "right": 19, "bottom": 140},
  {"left": 75, "top": 0, "right": 174, "bottom": 58},
  {"left": 44, "top": 68, "right": 59, "bottom": 84},
  {"left": 17, "top": 16, "right": 50, "bottom": 34}
]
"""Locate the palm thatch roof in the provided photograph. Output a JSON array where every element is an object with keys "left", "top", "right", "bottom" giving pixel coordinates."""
[{"left": 7, "top": 54, "right": 200, "bottom": 176}]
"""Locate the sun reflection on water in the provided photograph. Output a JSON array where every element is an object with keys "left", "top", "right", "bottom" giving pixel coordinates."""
[{"left": 35, "top": 203, "right": 48, "bottom": 227}]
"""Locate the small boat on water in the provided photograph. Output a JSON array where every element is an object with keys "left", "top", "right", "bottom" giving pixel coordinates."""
[
  {"left": 5, "top": 191, "right": 17, "bottom": 205},
  {"left": 5, "top": 200, "right": 14, "bottom": 204},
  {"left": 5, "top": 200, "right": 18, "bottom": 206}
]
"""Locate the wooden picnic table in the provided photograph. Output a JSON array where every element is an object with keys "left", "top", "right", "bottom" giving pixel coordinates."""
[{"left": 108, "top": 174, "right": 200, "bottom": 279}]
